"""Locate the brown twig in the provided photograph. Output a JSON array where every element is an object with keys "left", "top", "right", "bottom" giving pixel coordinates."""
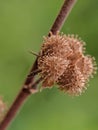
[
  {"left": 0, "top": 78, "right": 42, "bottom": 130},
  {"left": 50, "top": 0, "right": 77, "bottom": 35},
  {"left": 0, "top": 0, "right": 77, "bottom": 129}
]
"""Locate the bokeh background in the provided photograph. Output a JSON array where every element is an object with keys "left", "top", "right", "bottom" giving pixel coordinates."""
[{"left": 0, "top": 0, "right": 98, "bottom": 130}]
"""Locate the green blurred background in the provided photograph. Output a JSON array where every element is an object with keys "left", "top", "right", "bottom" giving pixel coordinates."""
[{"left": 0, "top": 0, "right": 98, "bottom": 130}]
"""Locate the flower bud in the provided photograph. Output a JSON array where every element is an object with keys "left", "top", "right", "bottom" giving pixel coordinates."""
[{"left": 38, "top": 32, "right": 97, "bottom": 95}]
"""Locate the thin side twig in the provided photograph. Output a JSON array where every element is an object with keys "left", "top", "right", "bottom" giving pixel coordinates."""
[{"left": 0, "top": 0, "right": 77, "bottom": 130}]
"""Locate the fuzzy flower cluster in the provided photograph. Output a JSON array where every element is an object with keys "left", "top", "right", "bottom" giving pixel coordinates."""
[
  {"left": 38, "top": 32, "right": 96, "bottom": 95},
  {"left": 0, "top": 97, "right": 6, "bottom": 122}
]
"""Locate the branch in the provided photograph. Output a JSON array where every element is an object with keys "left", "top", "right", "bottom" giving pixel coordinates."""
[
  {"left": 50, "top": 0, "right": 77, "bottom": 35},
  {"left": 0, "top": 0, "right": 77, "bottom": 129},
  {"left": 24, "top": 0, "right": 77, "bottom": 87},
  {"left": 0, "top": 78, "right": 42, "bottom": 130}
]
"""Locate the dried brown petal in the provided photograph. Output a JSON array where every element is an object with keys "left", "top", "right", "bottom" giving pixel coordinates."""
[
  {"left": 38, "top": 56, "right": 69, "bottom": 87},
  {"left": 57, "top": 65, "right": 86, "bottom": 96},
  {"left": 76, "top": 55, "right": 96, "bottom": 80},
  {"left": 40, "top": 33, "right": 73, "bottom": 59}
]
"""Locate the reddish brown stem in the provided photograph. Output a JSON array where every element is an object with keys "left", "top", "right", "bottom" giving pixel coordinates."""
[
  {"left": 0, "top": 0, "right": 77, "bottom": 130},
  {"left": 0, "top": 78, "right": 42, "bottom": 130},
  {"left": 0, "top": 89, "right": 30, "bottom": 130},
  {"left": 50, "top": 0, "right": 77, "bottom": 35}
]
